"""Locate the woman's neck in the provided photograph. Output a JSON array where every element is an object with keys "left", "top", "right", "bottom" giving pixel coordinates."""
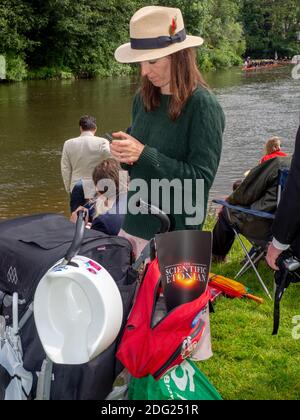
[{"left": 160, "top": 81, "right": 171, "bottom": 95}]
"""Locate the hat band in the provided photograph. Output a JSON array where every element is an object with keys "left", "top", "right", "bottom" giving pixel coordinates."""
[{"left": 130, "top": 28, "right": 186, "bottom": 50}]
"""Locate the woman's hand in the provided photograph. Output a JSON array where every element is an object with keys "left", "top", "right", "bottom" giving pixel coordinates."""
[{"left": 110, "top": 131, "right": 145, "bottom": 165}]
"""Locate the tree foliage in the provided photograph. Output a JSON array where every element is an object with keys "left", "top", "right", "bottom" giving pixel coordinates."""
[
  {"left": 25, "top": 0, "right": 138, "bottom": 77},
  {"left": 0, "top": 0, "right": 299, "bottom": 81},
  {"left": 0, "top": 0, "right": 36, "bottom": 80},
  {"left": 242, "top": 0, "right": 300, "bottom": 58}
]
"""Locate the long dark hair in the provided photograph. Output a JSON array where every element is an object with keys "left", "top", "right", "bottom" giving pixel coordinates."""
[{"left": 140, "top": 48, "right": 208, "bottom": 121}]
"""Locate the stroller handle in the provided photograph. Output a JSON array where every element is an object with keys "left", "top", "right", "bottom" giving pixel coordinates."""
[
  {"left": 65, "top": 210, "right": 87, "bottom": 264},
  {"left": 138, "top": 200, "right": 170, "bottom": 234}
]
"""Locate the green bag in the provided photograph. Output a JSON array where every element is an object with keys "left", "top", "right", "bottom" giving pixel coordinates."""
[{"left": 128, "top": 360, "right": 222, "bottom": 401}]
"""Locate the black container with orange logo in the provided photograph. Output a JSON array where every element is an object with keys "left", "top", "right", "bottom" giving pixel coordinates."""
[{"left": 155, "top": 230, "right": 212, "bottom": 312}]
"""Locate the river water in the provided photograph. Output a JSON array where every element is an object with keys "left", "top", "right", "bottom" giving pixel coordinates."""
[{"left": 0, "top": 66, "right": 299, "bottom": 220}]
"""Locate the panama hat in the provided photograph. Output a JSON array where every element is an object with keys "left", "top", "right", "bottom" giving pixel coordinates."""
[
  {"left": 34, "top": 256, "right": 123, "bottom": 365},
  {"left": 115, "top": 6, "right": 204, "bottom": 64}
]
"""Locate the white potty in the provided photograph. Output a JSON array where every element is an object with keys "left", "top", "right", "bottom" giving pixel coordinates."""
[{"left": 34, "top": 256, "right": 123, "bottom": 365}]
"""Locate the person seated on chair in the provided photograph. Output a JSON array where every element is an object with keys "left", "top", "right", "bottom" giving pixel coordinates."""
[
  {"left": 266, "top": 126, "right": 300, "bottom": 269},
  {"left": 212, "top": 156, "right": 291, "bottom": 262},
  {"left": 259, "top": 136, "right": 288, "bottom": 164},
  {"left": 70, "top": 158, "right": 128, "bottom": 236}
]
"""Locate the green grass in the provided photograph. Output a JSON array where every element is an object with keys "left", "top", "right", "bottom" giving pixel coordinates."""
[{"left": 198, "top": 216, "right": 300, "bottom": 400}]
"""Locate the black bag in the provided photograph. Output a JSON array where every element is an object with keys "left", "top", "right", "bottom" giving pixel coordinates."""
[{"left": 0, "top": 213, "right": 137, "bottom": 400}]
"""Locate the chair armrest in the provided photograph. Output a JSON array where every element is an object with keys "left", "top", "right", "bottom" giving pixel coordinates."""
[{"left": 212, "top": 199, "right": 275, "bottom": 220}]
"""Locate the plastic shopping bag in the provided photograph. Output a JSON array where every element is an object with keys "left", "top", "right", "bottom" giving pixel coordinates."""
[{"left": 128, "top": 359, "right": 221, "bottom": 401}]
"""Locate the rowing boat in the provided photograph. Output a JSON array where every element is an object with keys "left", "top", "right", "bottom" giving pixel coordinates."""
[{"left": 242, "top": 63, "right": 283, "bottom": 72}]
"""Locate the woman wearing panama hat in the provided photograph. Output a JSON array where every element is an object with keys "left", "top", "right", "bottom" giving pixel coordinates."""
[{"left": 111, "top": 6, "right": 225, "bottom": 250}]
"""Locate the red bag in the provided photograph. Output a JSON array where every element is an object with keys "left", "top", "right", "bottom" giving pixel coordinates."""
[{"left": 116, "top": 259, "right": 211, "bottom": 380}]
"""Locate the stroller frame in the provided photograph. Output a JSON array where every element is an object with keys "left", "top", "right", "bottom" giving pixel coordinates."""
[{"left": 0, "top": 203, "right": 170, "bottom": 400}]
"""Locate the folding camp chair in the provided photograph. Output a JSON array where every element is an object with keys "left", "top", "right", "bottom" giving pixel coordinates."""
[
  {"left": 236, "top": 169, "right": 290, "bottom": 279},
  {"left": 213, "top": 168, "right": 290, "bottom": 300}
]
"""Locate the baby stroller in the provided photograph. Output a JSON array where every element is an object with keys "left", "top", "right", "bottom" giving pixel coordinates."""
[
  {"left": 0, "top": 212, "right": 138, "bottom": 400},
  {"left": 0, "top": 203, "right": 170, "bottom": 400}
]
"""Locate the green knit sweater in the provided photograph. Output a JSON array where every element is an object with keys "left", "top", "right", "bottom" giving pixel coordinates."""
[{"left": 122, "top": 86, "right": 225, "bottom": 240}]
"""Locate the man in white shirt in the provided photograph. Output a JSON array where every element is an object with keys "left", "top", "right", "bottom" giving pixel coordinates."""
[
  {"left": 61, "top": 115, "right": 111, "bottom": 211},
  {"left": 266, "top": 126, "right": 300, "bottom": 269}
]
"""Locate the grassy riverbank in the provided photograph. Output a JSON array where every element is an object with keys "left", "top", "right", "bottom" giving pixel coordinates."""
[{"left": 199, "top": 216, "right": 300, "bottom": 400}]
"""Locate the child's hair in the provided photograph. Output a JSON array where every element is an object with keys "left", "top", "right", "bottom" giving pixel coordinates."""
[
  {"left": 92, "top": 158, "right": 122, "bottom": 197},
  {"left": 265, "top": 136, "right": 281, "bottom": 155}
]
